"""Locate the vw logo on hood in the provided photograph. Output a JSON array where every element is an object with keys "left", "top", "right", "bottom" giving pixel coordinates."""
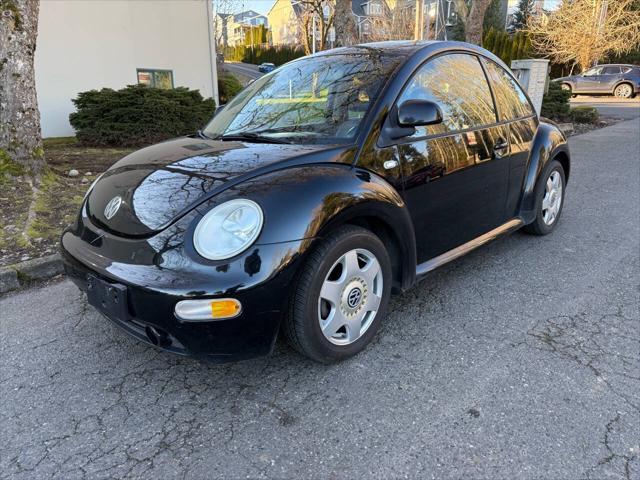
[{"left": 104, "top": 196, "right": 123, "bottom": 220}]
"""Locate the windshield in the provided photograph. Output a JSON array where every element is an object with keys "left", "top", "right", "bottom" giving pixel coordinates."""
[{"left": 204, "top": 53, "right": 400, "bottom": 144}]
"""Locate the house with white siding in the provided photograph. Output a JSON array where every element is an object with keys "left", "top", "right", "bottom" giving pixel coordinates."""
[{"left": 35, "top": 0, "right": 218, "bottom": 138}]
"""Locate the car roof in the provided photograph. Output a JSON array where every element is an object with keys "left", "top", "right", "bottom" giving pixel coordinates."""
[
  {"left": 311, "top": 40, "right": 496, "bottom": 62},
  {"left": 313, "top": 40, "right": 438, "bottom": 59}
]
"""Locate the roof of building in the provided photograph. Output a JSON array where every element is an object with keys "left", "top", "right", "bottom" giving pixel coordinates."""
[{"left": 231, "top": 10, "right": 266, "bottom": 23}]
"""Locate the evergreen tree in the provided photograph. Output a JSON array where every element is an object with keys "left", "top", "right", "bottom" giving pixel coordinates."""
[
  {"left": 512, "top": 0, "right": 535, "bottom": 30},
  {"left": 483, "top": 27, "right": 496, "bottom": 50}
]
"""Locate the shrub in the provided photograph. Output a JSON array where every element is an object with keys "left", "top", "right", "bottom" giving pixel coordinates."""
[
  {"left": 218, "top": 72, "right": 243, "bottom": 104},
  {"left": 69, "top": 85, "right": 215, "bottom": 147},
  {"left": 541, "top": 81, "right": 571, "bottom": 121},
  {"left": 569, "top": 106, "right": 599, "bottom": 124}
]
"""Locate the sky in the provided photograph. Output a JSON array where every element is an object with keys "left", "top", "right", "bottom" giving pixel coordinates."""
[{"left": 220, "top": 0, "right": 274, "bottom": 16}]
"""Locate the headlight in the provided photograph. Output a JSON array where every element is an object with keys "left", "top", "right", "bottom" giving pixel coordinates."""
[{"left": 193, "top": 199, "right": 263, "bottom": 260}]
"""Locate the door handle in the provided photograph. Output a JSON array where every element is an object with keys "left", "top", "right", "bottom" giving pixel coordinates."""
[{"left": 494, "top": 139, "right": 509, "bottom": 151}]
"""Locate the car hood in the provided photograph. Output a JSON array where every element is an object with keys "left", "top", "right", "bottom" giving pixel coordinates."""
[{"left": 87, "top": 136, "right": 349, "bottom": 237}]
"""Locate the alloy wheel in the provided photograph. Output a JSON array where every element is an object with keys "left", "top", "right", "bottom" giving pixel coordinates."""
[
  {"left": 614, "top": 84, "right": 632, "bottom": 98},
  {"left": 318, "top": 248, "right": 383, "bottom": 346},
  {"left": 542, "top": 171, "right": 563, "bottom": 226}
]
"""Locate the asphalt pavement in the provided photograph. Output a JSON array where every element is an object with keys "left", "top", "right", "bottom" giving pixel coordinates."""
[
  {"left": 223, "top": 62, "right": 264, "bottom": 82},
  {"left": 1, "top": 118, "right": 639, "bottom": 479},
  {"left": 571, "top": 96, "right": 640, "bottom": 120}
]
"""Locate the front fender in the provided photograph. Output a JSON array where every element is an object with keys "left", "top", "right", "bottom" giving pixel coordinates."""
[
  {"left": 519, "top": 120, "right": 570, "bottom": 223},
  {"left": 210, "top": 163, "right": 417, "bottom": 289}
]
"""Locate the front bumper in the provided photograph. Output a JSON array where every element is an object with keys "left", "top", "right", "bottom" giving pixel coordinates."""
[{"left": 60, "top": 209, "right": 308, "bottom": 363}]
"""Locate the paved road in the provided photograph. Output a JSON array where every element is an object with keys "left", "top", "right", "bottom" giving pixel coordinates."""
[
  {"left": 1, "top": 119, "right": 639, "bottom": 479},
  {"left": 571, "top": 96, "right": 640, "bottom": 120},
  {"left": 223, "top": 61, "right": 264, "bottom": 81}
]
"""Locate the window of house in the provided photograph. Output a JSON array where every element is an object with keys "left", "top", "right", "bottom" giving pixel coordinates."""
[
  {"left": 397, "top": 53, "right": 496, "bottom": 138},
  {"left": 368, "top": 2, "right": 382, "bottom": 15},
  {"left": 137, "top": 69, "right": 174, "bottom": 89}
]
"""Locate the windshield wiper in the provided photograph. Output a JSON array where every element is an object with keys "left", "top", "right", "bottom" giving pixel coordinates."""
[
  {"left": 196, "top": 130, "right": 215, "bottom": 140},
  {"left": 220, "top": 132, "right": 291, "bottom": 144}
]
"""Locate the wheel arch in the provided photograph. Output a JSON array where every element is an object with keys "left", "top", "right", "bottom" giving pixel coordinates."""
[
  {"left": 319, "top": 209, "right": 416, "bottom": 293},
  {"left": 613, "top": 80, "right": 634, "bottom": 96},
  {"left": 518, "top": 121, "right": 570, "bottom": 224},
  {"left": 226, "top": 164, "right": 418, "bottom": 292}
]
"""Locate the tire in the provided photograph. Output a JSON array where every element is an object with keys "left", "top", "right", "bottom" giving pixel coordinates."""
[
  {"left": 523, "top": 160, "right": 566, "bottom": 236},
  {"left": 561, "top": 83, "right": 572, "bottom": 95},
  {"left": 283, "top": 225, "right": 392, "bottom": 363},
  {"left": 613, "top": 83, "right": 634, "bottom": 99}
]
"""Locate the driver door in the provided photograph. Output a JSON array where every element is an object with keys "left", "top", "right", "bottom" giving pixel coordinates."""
[
  {"left": 576, "top": 67, "right": 603, "bottom": 92},
  {"left": 395, "top": 53, "right": 510, "bottom": 263}
]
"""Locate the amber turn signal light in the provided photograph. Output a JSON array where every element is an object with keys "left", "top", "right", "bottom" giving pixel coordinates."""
[{"left": 174, "top": 298, "right": 242, "bottom": 322}]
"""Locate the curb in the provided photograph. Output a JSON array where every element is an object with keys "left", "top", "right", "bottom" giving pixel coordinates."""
[
  {"left": 557, "top": 122, "right": 575, "bottom": 135},
  {"left": 0, "top": 254, "right": 64, "bottom": 294}
]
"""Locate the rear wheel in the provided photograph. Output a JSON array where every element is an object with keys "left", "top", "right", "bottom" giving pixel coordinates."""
[
  {"left": 614, "top": 83, "right": 634, "bottom": 99},
  {"left": 523, "top": 160, "right": 566, "bottom": 236},
  {"left": 283, "top": 225, "right": 392, "bottom": 363}
]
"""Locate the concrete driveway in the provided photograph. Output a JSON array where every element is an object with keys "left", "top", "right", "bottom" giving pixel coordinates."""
[{"left": 1, "top": 119, "right": 639, "bottom": 479}]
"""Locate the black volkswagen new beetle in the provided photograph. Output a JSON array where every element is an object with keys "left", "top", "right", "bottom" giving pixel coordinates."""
[{"left": 61, "top": 41, "right": 570, "bottom": 363}]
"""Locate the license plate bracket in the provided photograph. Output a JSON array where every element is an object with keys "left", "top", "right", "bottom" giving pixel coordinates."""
[{"left": 86, "top": 275, "right": 129, "bottom": 322}]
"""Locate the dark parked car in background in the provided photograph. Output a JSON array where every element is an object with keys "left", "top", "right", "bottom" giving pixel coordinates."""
[
  {"left": 61, "top": 41, "right": 570, "bottom": 364},
  {"left": 553, "top": 64, "right": 639, "bottom": 98},
  {"left": 258, "top": 62, "right": 276, "bottom": 73}
]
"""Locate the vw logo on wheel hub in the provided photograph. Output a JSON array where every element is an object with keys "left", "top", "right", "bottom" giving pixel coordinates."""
[
  {"left": 347, "top": 287, "right": 362, "bottom": 309},
  {"left": 104, "top": 196, "right": 123, "bottom": 220}
]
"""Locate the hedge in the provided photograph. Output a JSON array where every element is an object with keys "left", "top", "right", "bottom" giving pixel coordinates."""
[
  {"left": 69, "top": 85, "right": 215, "bottom": 147},
  {"left": 223, "top": 44, "right": 305, "bottom": 66},
  {"left": 541, "top": 81, "right": 571, "bottom": 121},
  {"left": 569, "top": 106, "right": 599, "bottom": 124},
  {"left": 482, "top": 28, "right": 533, "bottom": 67},
  {"left": 218, "top": 72, "right": 243, "bottom": 104}
]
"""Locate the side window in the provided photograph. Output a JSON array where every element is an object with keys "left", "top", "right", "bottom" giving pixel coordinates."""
[
  {"left": 482, "top": 59, "right": 534, "bottom": 121},
  {"left": 397, "top": 53, "right": 496, "bottom": 137},
  {"left": 583, "top": 67, "right": 602, "bottom": 76},
  {"left": 603, "top": 66, "right": 621, "bottom": 75}
]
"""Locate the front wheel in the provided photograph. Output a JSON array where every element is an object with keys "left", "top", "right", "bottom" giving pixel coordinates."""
[
  {"left": 523, "top": 160, "right": 566, "bottom": 236},
  {"left": 613, "top": 83, "right": 634, "bottom": 99},
  {"left": 283, "top": 225, "right": 392, "bottom": 363}
]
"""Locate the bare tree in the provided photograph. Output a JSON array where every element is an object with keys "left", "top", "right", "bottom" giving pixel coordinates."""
[
  {"left": 527, "top": 0, "right": 640, "bottom": 72},
  {"left": 367, "top": 3, "right": 415, "bottom": 41},
  {"left": 453, "top": 0, "right": 493, "bottom": 45},
  {"left": 333, "top": 0, "right": 357, "bottom": 46},
  {"left": 1, "top": 0, "right": 44, "bottom": 174},
  {"left": 298, "top": 0, "right": 335, "bottom": 54}
]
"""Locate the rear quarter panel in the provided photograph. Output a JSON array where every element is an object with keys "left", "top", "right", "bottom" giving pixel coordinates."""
[{"left": 518, "top": 120, "right": 570, "bottom": 223}]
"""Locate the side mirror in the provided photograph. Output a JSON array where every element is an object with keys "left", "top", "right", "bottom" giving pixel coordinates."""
[{"left": 397, "top": 100, "right": 443, "bottom": 127}]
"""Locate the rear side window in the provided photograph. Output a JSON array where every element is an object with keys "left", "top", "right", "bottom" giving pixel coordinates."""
[
  {"left": 603, "top": 66, "right": 622, "bottom": 74},
  {"left": 397, "top": 53, "right": 496, "bottom": 137},
  {"left": 482, "top": 59, "right": 534, "bottom": 121}
]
